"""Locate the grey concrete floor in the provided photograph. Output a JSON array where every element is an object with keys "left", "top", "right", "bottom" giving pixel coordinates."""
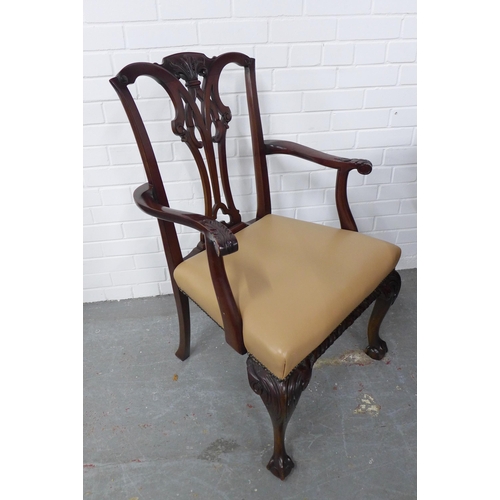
[{"left": 83, "top": 269, "right": 416, "bottom": 500}]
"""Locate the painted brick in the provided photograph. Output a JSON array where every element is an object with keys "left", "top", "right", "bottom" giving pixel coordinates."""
[
  {"left": 271, "top": 190, "right": 325, "bottom": 209},
  {"left": 83, "top": 103, "right": 104, "bottom": 125},
  {"left": 374, "top": 213, "right": 416, "bottom": 230},
  {"left": 133, "top": 283, "right": 161, "bottom": 298},
  {"left": 384, "top": 147, "right": 417, "bottom": 165},
  {"left": 104, "top": 99, "right": 172, "bottom": 123},
  {"left": 83, "top": 289, "right": 106, "bottom": 303},
  {"left": 159, "top": 0, "right": 231, "bottom": 19},
  {"left": 83, "top": 26, "right": 125, "bottom": 51},
  {"left": 83, "top": 273, "right": 112, "bottom": 289},
  {"left": 111, "top": 268, "right": 166, "bottom": 286},
  {"left": 199, "top": 20, "right": 267, "bottom": 45},
  {"left": 400, "top": 199, "right": 417, "bottom": 214},
  {"left": 397, "top": 229, "right": 417, "bottom": 244},
  {"left": 298, "top": 131, "right": 356, "bottom": 151},
  {"left": 354, "top": 42, "right": 386, "bottom": 64},
  {"left": 393, "top": 165, "right": 417, "bottom": 183},
  {"left": 84, "top": 256, "right": 135, "bottom": 275},
  {"left": 134, "top": 253, "right": 166, "bottom": 269},
  {"left": 363, "top": 167, "right": 392, "bottom": 185},
  {"left": 105, "top": 286, "right": 133, "bottom": 301},
  {"left": 111, "top": 51, "right": 150, "bottom": 72},
  {"left": 270, "top": 112, "right": 331, "bottom": 134},
  {"left": 337, "top": 17, "right": 401, "bottom": 40},
  {"left": 102, "top": 237, "right": 159, "bottom": 257},
  {"left": 274, "top": 68, "right": 337, "bottom": 91},
  {"left": 357, "top": 128, "right": 413, "bottom": 148},
  {"left": 271, "top": 19, "right": 337, "bottom": 43},
  {"left": 83, "top": 53, "right": 113, "bottom": 77},
  {"left": 100, "top": 186, "right": 133, "bottom": 206},
  {"left": 390, "top": 108, "right": 417, "bottom": 127},
  {"left": 401, "top": 16, "right": 417, "bottom": 38},
  {"left": 323, "top": 44, "right": 355, "bottom": 65},
  {"left": 83, "top": 166, "right": 145, "bottom": 188},
  {"left": 281, "top": 173, "right": 310, "bottom": 191},
  {"left": 309, "top": 170, "right": 338, "bottom": 190},
  {"left": 82, "top": 5, "right": 418, "bottom": 302},
  {"left": 83, "top": 189, "right": 102, "bottom": 208},
  {"left": 290, "top": 45, "right": 322, "bottom": 67},
  {"left": 400, "top": 65, "right": 417, "bottom": 85},
  {"left": 83, "top": 224, "right": 123, "bottom": 243},
  {"left": 305, "top": 0, "right": 372, "bottom": 15},
  {"left": 125, "top": 23, "right": 197, "bottom": 49},
  {"left": 387, "top": 41, "right": 417, "bottom": 63},
  {"left": 84, "top": 123, "right": 135, "bottom": 146},
  {"left": 254, "top": 45, "right": 288, "bottom": 68},
  {"left": 338, "top": 65, "right": 399, "bottom": 88},
  {"left": 374, "top": 0, "right": 417, "bottom": 14},
  {"left": 351, "top": 200, "right": 400, "bottom": 217},
  {"left": 296, "top": 205, "right": 338, "bottom": 222},
  {"left": 332, "top": 109, "right": 390, "bottom": 130},
  {"left": 84, "top": 0, "right": 157, "bottom": 22},
  {"left": 364, "top": 87, "right": 417, "bottom": 108},
  {"left": 303, "top": 89, "right": 364, "bottom": 112},
  {"left": 234, "top": 0, "right": 302, "bottom": 17},
  {"left": 91, "top": 204, "right": 150, "bottom": 224},
  {"left": 83, "top": 77, "right": 121, "bottom": 102},
  {"left": 326, "top": 185, "right": 378, "bottom": 204},
  {"left": 83, "top": 243, "right": 104, "bottom": 260},
  {"left": 123, "top": 221, "right": 158, "bottom": 239},
  {"left": 83, "top": 147, "right": 109, "bottom": 168},
  {"left": 250, "top": 92, "right": 302, "bottom": 115},
  {"left": 378, "top": 182, "right": 417, "bottom": 200}
]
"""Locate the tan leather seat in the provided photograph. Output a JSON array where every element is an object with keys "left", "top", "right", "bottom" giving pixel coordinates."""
[{"left": 174, "top": 215, "right": 401, "bottom": 379}]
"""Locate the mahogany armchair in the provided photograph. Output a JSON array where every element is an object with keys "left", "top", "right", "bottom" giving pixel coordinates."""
[{"left": 110, "top": 52, "right": 401, "bottom": 480}]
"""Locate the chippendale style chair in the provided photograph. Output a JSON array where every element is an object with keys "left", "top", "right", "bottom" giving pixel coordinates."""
[{"left": 110, "top": 52, "right": 401, "bottom": 480}]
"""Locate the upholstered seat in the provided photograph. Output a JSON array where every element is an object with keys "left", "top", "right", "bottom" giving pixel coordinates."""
[{"left": 175, "top": 214, "right": 401, "bottom": 379}]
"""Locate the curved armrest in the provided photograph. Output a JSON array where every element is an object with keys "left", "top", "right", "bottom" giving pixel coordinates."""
[
  {"left": 264, "top": 140, "right": 372, "bottom": 232},
  {"left": 134, "top": 183, "right": 245, "bottom": 354},
  {"left": 134, "top": 183, "right": 238, "bottom": 257},
  {"left": 264, "top": 140, "right": 372, "bottom": 174}
]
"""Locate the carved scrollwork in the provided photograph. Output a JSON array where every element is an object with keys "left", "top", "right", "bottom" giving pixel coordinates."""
[
  {"left": 160, "top": 53, "right": 213, "bottom": 83},
  {"left": 247, "top": 355, "right": 313, "bottom": 479},
  {"left": 199, "top": 218, "right": 238, "bottom": 256},
  {"left": 347, "top": 158, "right": 372, "bottom": 175}
]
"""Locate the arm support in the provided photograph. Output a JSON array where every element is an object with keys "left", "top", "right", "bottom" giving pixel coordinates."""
[
  {"left": 133, "top": 183, "right": 245, "bottom": 354},
  {"left": 264, "top": 140, "right": 373, "bottom": 232}
]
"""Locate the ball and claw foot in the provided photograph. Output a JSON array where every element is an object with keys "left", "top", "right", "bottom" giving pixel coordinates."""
[
  {"left": 267, "top": 453, "right": 295, "bottom": 480},
  {"left": 364, "top": 339, "right": 388, "bottom": 360}
]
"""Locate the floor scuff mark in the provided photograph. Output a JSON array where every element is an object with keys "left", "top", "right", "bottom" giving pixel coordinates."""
[
  {"left": 353, "top": 394, "right": 381, "bottom": 417},
  {"left": 197, "top": 438, "right": 239, "bottom": 462},
  {"left": 315, "top": 349, "right": 374, "bottom": 369}
]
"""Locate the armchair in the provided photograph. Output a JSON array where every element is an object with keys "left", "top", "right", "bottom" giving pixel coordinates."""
[{"left": 110, "top": 52, "right": 401, "bottom": 480}]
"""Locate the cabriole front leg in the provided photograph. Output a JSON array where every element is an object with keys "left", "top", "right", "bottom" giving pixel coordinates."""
[
  {"left": 365, "top": 270, "right": 402, "bottom": 360},
  {"left": 247, "top": 355, "right": 313, "bottom": 480}
]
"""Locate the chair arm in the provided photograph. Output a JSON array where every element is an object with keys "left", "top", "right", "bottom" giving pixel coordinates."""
[
  {"left": 133, "top": 183, "right": 238, "bottom": 257},
  {"left": 264, "top": 140, "right": 372, "bottom": 174},
  {"left": 134, "top": 183, "right": 245, "bottom": 353}
]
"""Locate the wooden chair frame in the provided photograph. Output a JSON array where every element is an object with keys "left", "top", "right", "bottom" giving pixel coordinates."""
[{"left": 110, "top": 52, "right": 401, "bottom": 480}]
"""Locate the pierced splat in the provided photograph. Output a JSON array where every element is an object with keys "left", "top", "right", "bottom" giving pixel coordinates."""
[{"left": 158, "top": 52, "right": 242, "bottom": 228}]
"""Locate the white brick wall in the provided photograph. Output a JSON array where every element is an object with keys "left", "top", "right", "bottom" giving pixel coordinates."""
[{"left": 83, "top": 0, "right": 417, "bottom": 302}]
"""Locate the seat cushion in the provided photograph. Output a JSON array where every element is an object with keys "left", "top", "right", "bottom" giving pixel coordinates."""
[{"left": 173, "top": 215, "right": 401, "bottom": 379}]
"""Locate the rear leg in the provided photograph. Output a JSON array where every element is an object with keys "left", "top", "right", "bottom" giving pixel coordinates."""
[
  {"left": 365, "top": 270, "right": 401, "bottom": 360},
  {"left": 173, "top": 285, "right": 191, "bottom": 361}
]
